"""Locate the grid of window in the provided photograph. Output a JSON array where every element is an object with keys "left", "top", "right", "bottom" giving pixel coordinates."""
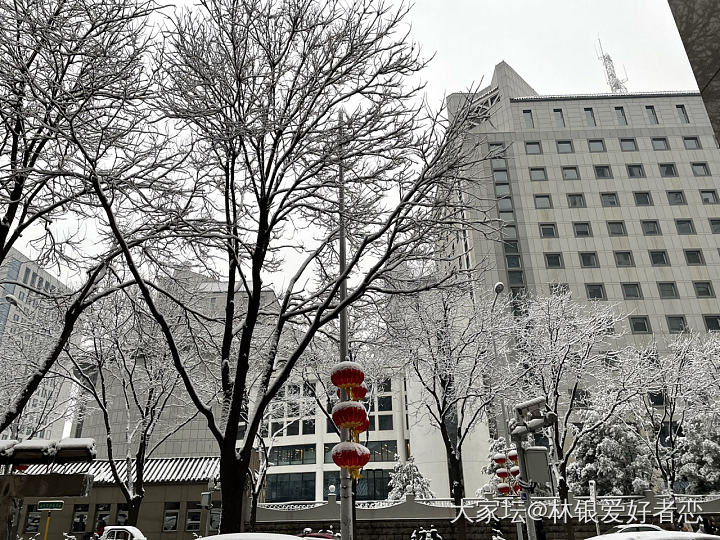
[
  {"left": 366, "top": 440, "right": 398, "bottom": 461},
  {"left": 269, "top": 444, "right": 316, "bottom": 465},
  {"left": 186, "top": 503, "right": 202, "bottom": 532},
  {"left": 266, "top": 472, "right": 316, "bottom": 502}
]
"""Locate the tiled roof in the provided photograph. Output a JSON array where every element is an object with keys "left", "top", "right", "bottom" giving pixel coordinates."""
[{"left": 22, "top": 456, "right": 220, "bottom": 485}]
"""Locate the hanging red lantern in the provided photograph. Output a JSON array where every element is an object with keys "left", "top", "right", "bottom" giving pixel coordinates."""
[
  {"left": 496, "top": 467, "right": 509, "bottom": 480},
  {"left": 331, "top": 442, "right": 370, "bottom": 479},
  {"left": 351, "top": 382, "right": 368, "bottom": 400},
  {"left": 497, "top": 483, "right": 511, "bottom": 495},
  {"left": 513, "top": 483, "right": 522, "bottom": 493},
  {"left": 510, "top": 465, "right": 520, "bottom": 477},
  {"left": 355, "top": 416, "right": 370, "bottom": 434},
  {"left": 331, "top": 361, "right": 364, "bottom": 390},
  {"left": 493, "top": 453, "right": 507, "bottom": 465},
  {"left": 332, "top": 402, "right": 368, "bottom": 430},
  {"left": 507, "top": 450, "right": 518, "bottom": 463}
]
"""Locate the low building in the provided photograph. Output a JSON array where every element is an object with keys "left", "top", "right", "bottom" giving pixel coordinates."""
[{"left": 19, "top": 457, "right": 233, "bottom": 540}]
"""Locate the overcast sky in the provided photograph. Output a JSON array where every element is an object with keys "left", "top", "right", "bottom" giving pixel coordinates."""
[{"left": 405, "top": 0, "right": 698, "bottom": 107}]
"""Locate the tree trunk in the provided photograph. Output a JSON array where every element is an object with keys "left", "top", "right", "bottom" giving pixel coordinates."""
[
  {"left": 558, "top": 463, "right": 575, "bottom": 540},
  {"left": 447, "top": 454, "right": 467, "bottom": 540},
  {"left": 220, "top": 453, "right": 248, "bottom": 533},
  {"left": 127, "top": 496, "right": 143, "bottom": 527},
  {"left": 249, "top": 490, "right": 259, "bottom": 532}
]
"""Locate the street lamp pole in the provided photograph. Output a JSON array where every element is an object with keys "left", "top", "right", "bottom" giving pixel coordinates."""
[{"left": 337, "top": 111, "right": 353, "bottom": 540}]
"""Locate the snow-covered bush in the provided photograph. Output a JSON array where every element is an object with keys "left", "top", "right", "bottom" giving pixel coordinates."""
[{"left": 387, "top": 455, "right": 434, "bottom": 500}]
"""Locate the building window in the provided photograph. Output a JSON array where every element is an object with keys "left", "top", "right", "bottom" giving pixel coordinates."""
[
  {"left": 506, "top": 254, "right": 521, "bottom": 268},
  {"left": 693, "top": 281, "right": 715, "bottom": 298},
  {"left": 186, "top": 503, "right": 202, "bottom": 531},
  {"left": 529, "top": 167, "right": 547, "bottom": 181},
  {"left": 523, "top": 110, "right": 535, "bottom": 128},
  {"left": 585, "top": 283, "right": 606, "bottom": 300},
  {"left": 539, "top": 223, "right": 558, "bottom": 238},
  {"left": 652, "top": 137, "right": 670, "bottom": 150},
  {"left": 667, "top": 316, "right": 688, "bottom": 334},
  {"left": 162, "top": 502, "right": 180, "bottom": 531},
  {"left": 677, "top": 104, "right": 690, "bottom": 123},
  {"left": 525, "top": 141, "right": 542, "bottom": 154},
  {"left": 557, "top": 140, "right": 574, "bottom": 154},
  {"left": 94, "top": 504, "right": 111, "bottom": 533},
  {"left": 24, "top": 505, "right": 41, "bottom": 533},
  {"left": 620, "top": 138, "right": 637, "bottom": 151},
  {"left": 614, "top": 251, "right": 635, "bottom": 267},
  {"left": 704, "top": 315, "right": 720, "bottom": 331},
  {"left": 302, "top": 419, "right": 315, "bottom": 435},
  {"left": 633, "top": 191, "right": 653, "bottom": 206},
  {"left": 588, "top": 139, "right": 606, "bottom": 152},
  {"left": 659, "top": 163, "right": 678, "bottom": 177},
  {"left": 684, "top": 136, "right": 701, "bottom": 149},
  {"left": 494, "top": 170, "right": 509, "bottom": 182},
  {"left": 585, "top": 107, "right": 597, "bottom": 126},
  {"left": 646, "top": 105, "right": 659, "bottom": 124},
  {"left": 594, "top": 165, "right": 612, "bottom": 179},
  {"left": 534, "top": 194, "right": 552, "bottom": 209},
  {"left": 700, "top": 189, "right": 719, "bottom": 204},
  {"left": 378, "top": 396, "right": 392, "bottom": 411},
  {"left": 675, "top": 219, "right": 695, "bottom": 234},
  {"left": 550, "top": 283, "right": 570, "bottom": 295},
  {"left": 630, "top": 316, "right": 652, "bottom": 334},
  {"left": 649, "top": 250, "right": 670, "bottom": 266},
  {"left": 357, "top": 469, "right": 393, "bottom": 500},
  {"left": 544, "top": 252, "right": 565, "bottom": 269},
  {"left": 567, "top": 193, "right": 586, "bottom": 208},
  {"left": 71, "top": 505, "right": 89, "bottom": 532},
  {"left": 553, "top": 108, "right": 566, "bottom": 127},
  {"left": 573, "top": 222, "right": 592, "bottom": 237},
  {"left": 378, "top": 414, "right": 393, "bottom": 430},
  {"left": 367, "top": 440, "right": 398, "bottom": 462},
  {"left": 710, "top": 219, "right": 720, "bottom": 233},
  {"left": 562, "top": 166, "right": 580, "bottom": 180},
  {"left": 692, "top": 163, "right": 710, "bottom": 176},
  {"left": 685, "top": 249, "right": 705, "bottom": 265},
  {"left": 667, "top": 191, "right": 686, "bottom": 205},
  {"left": 600, "top": 192, "right": 619, "bottom": 207},
  {"left": 641, "top": 220, "right": 661, "bottom": 236},
  {"left": 621, "top": 283, "right": 642, "bottom": 299},
  {"left": 266, "top": 472, "right": 316, "bottom": 502},
  {"left": 607, "top": 221, "right": 626, "bottom": 236},
  {"left": 627, "top": 164, "right": 645, "bottom": 178},
  {"left": 269, "top": 444, "right": 317, "bottom": 465},
  {"left": 579, "top": 252, "right": 599, "bottom": 268},
  {"left": 615, "top": 106, "right": 628, "bottom": 125},
  {"left": 658, "top": 282, "right": 679, "bottom": 299},
  {"left": 285, "top": 419, "right": 300, "bottom": 436}
]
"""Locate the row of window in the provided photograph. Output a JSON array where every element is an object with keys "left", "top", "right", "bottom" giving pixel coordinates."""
[
  {"left": 522, "top": 104, "right": 690, "bottom": 130},
  {"left": 522, "top": 135, "right": 704, "bottom": 156},
  {"left": 627, "top": 314, "right": 720, "bottom": 334},
  {"left": 543, "top": 249, "right": 711, "bottom": 269},
  {"left": 533, "top": 191, "right": 720, "bottom": 210},
  {"left": 577, "top": 280, "right": 716, "bottom": 301},
  {"left": 538, "top": 218, "right": 720, "bottom": 238},
  {"left": 521, "top": 158, "right": 710, "bottom": 181},
  {"left": 266, "top": 469, "right": 393, "bottom": 502}
]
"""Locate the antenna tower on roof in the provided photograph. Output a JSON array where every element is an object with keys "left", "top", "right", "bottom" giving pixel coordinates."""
[{"left": 596, "top": 38, "right": 628, "bottom": 94}]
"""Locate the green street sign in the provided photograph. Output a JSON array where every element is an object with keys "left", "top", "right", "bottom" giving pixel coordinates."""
[{"left": 38, "top": 501, "right": 64, "bottom": 511}]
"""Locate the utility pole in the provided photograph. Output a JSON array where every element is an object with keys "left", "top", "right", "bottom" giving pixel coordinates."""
[{"left": 337, "top": 110, "right": 353, "bottom": 540}]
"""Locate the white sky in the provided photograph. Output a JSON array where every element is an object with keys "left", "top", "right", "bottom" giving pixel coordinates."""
[{"left": 405, "top": 0, "right": 698, "bottom": 107}]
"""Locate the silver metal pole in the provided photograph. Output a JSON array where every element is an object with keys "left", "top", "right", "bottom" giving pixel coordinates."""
[
  {"left": 513, "top": 440, "right": 537, "bottom": 540},
  {"left": 337, "top": 111, "right": 353, "bottom": 540}
]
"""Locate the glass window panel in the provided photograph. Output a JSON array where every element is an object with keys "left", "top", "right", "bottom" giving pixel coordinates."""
[
  {"left": 614, "top": 251, "right": 635, "bottom": 267},
  {"left": 615, "top": 107, "right": 627, "bottom": 125},
  {"left": 586, "top": 108, "right": 597, "bottom": 126},
  {"left": 622, "top": 283, "right": 642, "bottom": 299},
  {"left": 677, "top": 104, "right": 690, "bottom": 123},
  {"left": 627, "top": 164, "right": 645, "bottom": 178},
  {"left": 567, "top": 194, "right": 586, "bottom": 208},
  {"left": 650, "top": 251, "right": 670, "bottom": 266},
  {"left": 667, "top": 191, "right": 686, "bottom": 205},
  {"left": 683, "top": 136, "right": 700, "bottom": 149},
  {"left": 634, "top": 192, "right": 652, "bottom": 206},
  {"left": 594, "top": 165, "right": 612, "bottom": 179},
  {"left": 600, "top": 192, "right": 619, "bottom": 207},
  {"left": 607, "top": 221, "right": 626, "bottom": 236},
  {"left": 529, "top": 168, "right": 547, "bottom": 181},
  {"left": 539, "top": 223, "right": 557, "bottom": 238},
  {"left": 692, "top": 163, "right": 710, "bottom": 176},
  {"left": 675, "top": 219, "right": 695, "bottom": 234},
  {"left": 701, "top": 190, "right": 719, "bottom": 204},
  {"left": 620, "top": 138, "right": 637, "bottom": 151},
  {"left": 525, "top": 142, "right": 541, "bottom": 154},
  {"left": 523, "top": 110, "right": 534, "bottom": 128},
  {"left": 579, "top": 252, "right": 599, "bottom": 268},
  {"left": 659, "top": 163, "right": 677, "bottom": 177},
  {"left": 652, "top": 137, "right": 669, "bottom": 150},
  {"left": 534, "top": 195, "right": 552, "bottom": 209},
  {"left": 557, "top": 140, "right": 574, "bottom": 154},
  {"left": 658, "top": 282, "right": 679, "bottom": 298},
  {"left": 588, "top": 139, "right": 605, "bottom": 152},
  {"left": 630, "top": 316, "right": 652, "bottom": 334},
  {"left": 694, "top": 281, "right": 715, "bottom": 298},
  {"left": 553, "top": 108, "right": 565, "bottom": 127},
  {"left": 646, "top": 106, "right": 659, "bottom": 124}
]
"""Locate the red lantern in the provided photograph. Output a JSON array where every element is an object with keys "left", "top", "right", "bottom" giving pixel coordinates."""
[
  {"left": 510, "top": 465, "right": 520, "bottom": 477},
  {"left": 507, "top": 450, "right": 518, "bottom": 463},
  {"left": 497, "top": 482, "right": 511, "bottom": 495},
  {"left": 355, "top": 416, "right": 370, "bottom": 434},
  {"left": 493, "top": 453, "right": 507, "bottom": 465},
  {"left": 332, "top": 402, "right": 368, "bottom": 430},
  {"left": 351, "top": 382, "right": 368, "bottom": 400},
  {"left": 496, "top": 467, "right": 509, "bottom": 480},
  {"left": 331, "top": 442, "right": 370, "bottom": 479},
  {"left": 331, "top": 361, "right": 364, "bottom": 390},
  {"left": 513, "top": 484, "right": 522, "bottom": 493}
]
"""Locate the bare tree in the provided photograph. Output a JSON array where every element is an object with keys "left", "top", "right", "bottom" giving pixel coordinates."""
[
  {"left": 380, "top": 282, "right": 513, "bottom": 506},
  {"left": 85, "top": 0, "right": 489, "bottom": 531},
  {"left": 63, "top": 283, "right": 198, "bottom": 526},
  {"left": 507, "top": 291, "right": 642, "bottom": 505}
]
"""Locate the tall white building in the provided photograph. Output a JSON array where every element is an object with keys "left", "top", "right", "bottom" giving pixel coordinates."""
[
  {"left": 448, "top": 62, "right": 720, "bottom": 345},
  {"left": 0, "top": 247, "right": 71, "bottom": 441}
]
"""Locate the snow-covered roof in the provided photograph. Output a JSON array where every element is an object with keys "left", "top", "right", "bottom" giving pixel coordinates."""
[{"left": 22, "top": 456, "right": 220, "bottom": 485}]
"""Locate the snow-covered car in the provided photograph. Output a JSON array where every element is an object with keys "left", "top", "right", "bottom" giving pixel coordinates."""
[
  {"left": 604, "top": 524, "right": 664, "bottom": 534},
  {"left": 99, "top": 526, "right": 147, "bottom": 540},
  {"left": 196, "top": 534, "right": 305, "bottom": 540},
  {"left": 588, "top": 531, "right": 718, "bottom": 540}
]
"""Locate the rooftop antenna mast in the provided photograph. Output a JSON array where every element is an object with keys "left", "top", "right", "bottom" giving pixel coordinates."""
[{"left": 596, "top": 37, "right": 628, "bottom": 93}]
